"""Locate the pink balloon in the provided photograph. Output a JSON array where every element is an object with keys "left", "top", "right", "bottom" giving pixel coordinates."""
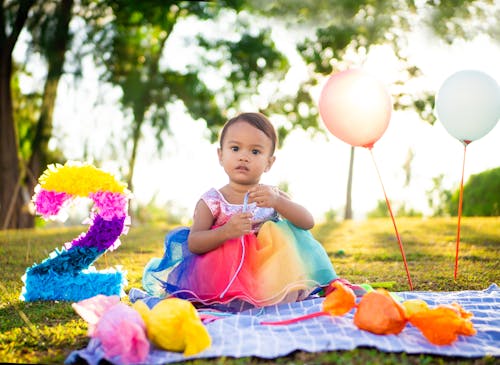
[{"left": 319, "top": 69, "right": 392, "bottom": 148}]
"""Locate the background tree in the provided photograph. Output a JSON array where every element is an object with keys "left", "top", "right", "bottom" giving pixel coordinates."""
[
  {"left": 85, "top": 0, "right": 289, "bottom": 190},
  {"left": 1, "top": 0, "right": 76, "bottom": 229},
  {"left": 2, "top": 0, "right": 498, "bottom": 229},
  {"left": 23, "top": 0, "right": 74, "bottom": 227},
  {"left": 11, "top": 64, "right": 46, "bottom": 221},
  {"left": 0, "top": 0, "right": 36, "bottom": 229},
  {"left": 447, "top": 167, "right": 500, "bottom": 216},
  {"left": 1, "top": 0, "right": 290, "bottom": 228},
  {"left": 426, "top": 174, "right": 453, "bottom": 217},
  {"left": 367, "top": 199, "right": 423, "bottom": 218},
  {"left": 255, "top": 0, "right": 498, "bottom": 219}
]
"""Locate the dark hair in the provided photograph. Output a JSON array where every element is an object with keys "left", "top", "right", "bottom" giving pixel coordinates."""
[{"left": 219, "top": 112, "right": 278, "bottom": 154}]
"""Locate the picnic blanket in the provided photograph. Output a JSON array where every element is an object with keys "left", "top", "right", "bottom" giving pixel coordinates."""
[{"left": 65, "top": 284, "right": 500, "bottom": 364}]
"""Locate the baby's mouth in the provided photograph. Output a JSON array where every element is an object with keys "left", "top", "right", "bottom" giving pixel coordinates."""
[{"left": 236, "top": 165, "right": 249, "bottom": 172}]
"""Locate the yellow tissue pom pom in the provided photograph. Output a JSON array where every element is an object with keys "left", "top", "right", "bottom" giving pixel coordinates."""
[
  {"left": 39, "top": 162, "right": 127, "bottom": 196},
  {"left": 133, "top": 298, "right": 211, "bottom": 356}
]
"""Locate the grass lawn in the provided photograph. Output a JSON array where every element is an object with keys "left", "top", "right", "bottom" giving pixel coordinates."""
[{"left": 0, "top": 217, "right": 498, "bottom": 364}]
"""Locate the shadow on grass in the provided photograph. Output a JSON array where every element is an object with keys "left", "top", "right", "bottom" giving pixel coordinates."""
[{"left": 0, "top": 300, "right": 79, "bottom": 332}]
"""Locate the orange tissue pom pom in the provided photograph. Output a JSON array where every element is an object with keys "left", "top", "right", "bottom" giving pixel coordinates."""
[
  {"left": 353, "top": 289, "right": 408, "bottom": 335},
  {"left": 322, "top": 280, "right": 357, "bottom": 316},
  {"left": 407, "top": 302, "right": 476, "bottom": 345}
]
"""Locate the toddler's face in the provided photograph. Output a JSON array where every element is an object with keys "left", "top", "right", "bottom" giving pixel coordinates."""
[{"left": 218, "top": 121, "right": 275, "bottom": 186}]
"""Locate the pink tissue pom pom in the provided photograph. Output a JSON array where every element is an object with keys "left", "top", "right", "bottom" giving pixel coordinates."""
[
  {"left": 94, "top": 303, "right": 149, "bottom": 365},
  {"left": 33, "top": 189, "right": 70, "bottom": 218},
  {"left": 90, "top": 191, "right": 128, "bottom": 220},
  {"left": 72, "top": 295, "right": 121, "bottom": 336}
]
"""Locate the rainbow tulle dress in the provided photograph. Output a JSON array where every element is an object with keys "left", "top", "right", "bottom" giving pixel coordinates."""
[{"left": 143, "top": 188, "right": 337, "bottom": 307}]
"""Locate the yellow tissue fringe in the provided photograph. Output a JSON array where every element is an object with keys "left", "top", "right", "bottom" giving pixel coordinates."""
[{"left": 39, "top": 163, "right": 127, "bottom": 195}]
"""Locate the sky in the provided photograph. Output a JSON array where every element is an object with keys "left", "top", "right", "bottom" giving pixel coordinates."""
[{"left": 16, "top": 15, "right": 500, "bottom": 223}]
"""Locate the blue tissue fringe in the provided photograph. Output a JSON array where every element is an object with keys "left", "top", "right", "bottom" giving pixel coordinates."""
[
  {"left": 28, "top": 246, "right": 103, "bottom": 275},
  {"left": 21, "top": 268, "right": 127, "bottom": 302},
  {"left": 21, "top": 242, "right": 127, "bottom": 302}
]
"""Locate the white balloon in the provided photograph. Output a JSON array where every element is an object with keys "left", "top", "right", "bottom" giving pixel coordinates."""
[{"left": 435, "top": 70, "right": 500, "bottom": 143}]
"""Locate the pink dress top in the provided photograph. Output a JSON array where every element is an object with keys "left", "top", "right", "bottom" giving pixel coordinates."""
[{"left": 201, "top": 188, "right": 279, "bottom": 231}]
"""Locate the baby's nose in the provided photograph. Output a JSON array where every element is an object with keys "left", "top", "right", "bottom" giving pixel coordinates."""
[{"left": 239, "top": 152, "right": 250, "bottom": 161}]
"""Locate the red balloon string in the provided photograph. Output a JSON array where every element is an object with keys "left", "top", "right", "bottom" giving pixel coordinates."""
[
  {"left": 261, "top": 311, "right": 329, "bottom": 325},
  {"left": 454, "top": 142, "right": 469, "bottom": 280},
  {"left": 369, "top": 148, "right": 414, "bottom": 290}
]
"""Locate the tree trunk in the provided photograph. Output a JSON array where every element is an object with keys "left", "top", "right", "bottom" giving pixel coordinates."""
[
  {"left": 0, "top": 0, "right": 36, "bottom": 230},
  {"left": 0, "top": 51, "right": 22, "bottom": 229},
  {"left": 127, "top": 117, "right": 144, "bottom": 193},
  {"left": 344, "top": 146, "right": 355, "bottom": 220}
]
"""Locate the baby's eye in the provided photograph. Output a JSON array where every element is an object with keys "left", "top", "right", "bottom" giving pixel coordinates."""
[
  {"left": 231, "top": 146, "right": 239, "bottom": 152},
  {"left": 252, "top": 149, "right": 261, "bottom": 155}
]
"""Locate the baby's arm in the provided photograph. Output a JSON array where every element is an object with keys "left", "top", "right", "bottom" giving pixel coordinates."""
[
  {"left": 187, "top": 199, "right": 253, "bottom": 254},
  {"left": 248, "top": 185, "right": 314, "bottom": 230}
]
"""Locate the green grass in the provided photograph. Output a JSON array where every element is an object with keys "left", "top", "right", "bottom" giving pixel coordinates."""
[{"left": 0, "top": 217, "right": 499, "bottom": 364}]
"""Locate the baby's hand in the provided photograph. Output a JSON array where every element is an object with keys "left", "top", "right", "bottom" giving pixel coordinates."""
[
  {"left": 248, "top": 185, "right": 280, "bottom": 209},
  {"left": 223, "top": 212, "right": 253, "bottom": 239}
]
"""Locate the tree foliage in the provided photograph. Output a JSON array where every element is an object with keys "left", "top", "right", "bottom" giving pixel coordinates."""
[
  {"left": 448, "top": 167, "right": 500, "bottom": 216},
  {"left": 261, "top": 0, "right": 498, "bottom": 126},
  {"left": 81, "top": 1, "right": 289, "bottom": 187},
  {"left": 1, "top": 0, "right": 498, "bottom": 228},
  {"left": 366, "top": 199, "right": 423, "bottom": 218},
  {"left": 12, "top": 67, "right": 41, "bottom": 163},
  {"left": 426, "top": 174, "right": 453, "bottom": 217},
  {"left": 265, "top": 0, "right": 498, "bottom": 219}
]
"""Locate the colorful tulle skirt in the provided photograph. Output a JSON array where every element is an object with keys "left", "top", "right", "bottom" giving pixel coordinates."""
[{"left": 142, "top": 220, "right": 337, "bottom": 307}]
